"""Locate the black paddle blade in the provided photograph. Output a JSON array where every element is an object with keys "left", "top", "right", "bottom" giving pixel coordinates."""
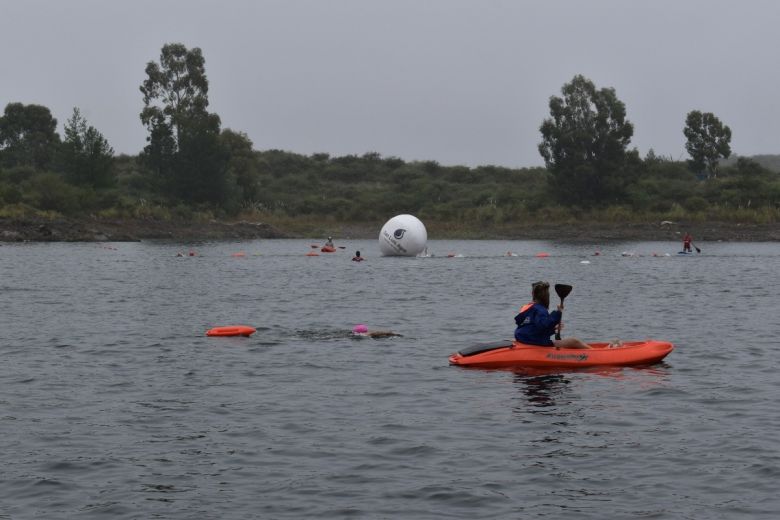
[{"left": 554, "top": 284, "right": 573, "bottom": 300}]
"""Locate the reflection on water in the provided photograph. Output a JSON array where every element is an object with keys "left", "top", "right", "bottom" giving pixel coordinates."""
[
  {"left": 511, "top": 363, "right": 673, "bottom": 414},
  {"left": 516, "top": 373, "right": 570, "bottom": 409}
]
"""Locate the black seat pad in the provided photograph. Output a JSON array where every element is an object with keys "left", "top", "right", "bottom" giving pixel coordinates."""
[{"left": 458, "top": 340, "right": 513, "bottom": 357}]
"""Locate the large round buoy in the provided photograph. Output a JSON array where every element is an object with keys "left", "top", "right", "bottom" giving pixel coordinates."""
[{"left": 379, "top": 214, "right": 427, "bottom": 256}]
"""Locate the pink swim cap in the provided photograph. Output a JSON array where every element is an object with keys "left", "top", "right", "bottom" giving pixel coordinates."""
[{"left": 353, "top": 324, "right": 368, "bottom": 334}]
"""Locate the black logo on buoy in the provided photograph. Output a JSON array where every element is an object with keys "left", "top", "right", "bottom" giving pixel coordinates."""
[{"left": 394, "top": 229, "right": 406, "bottom": 239}]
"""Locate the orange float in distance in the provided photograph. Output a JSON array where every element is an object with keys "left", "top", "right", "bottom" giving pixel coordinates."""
[{"left": 206, "top": 325, "right": 256, "bottom": 337}]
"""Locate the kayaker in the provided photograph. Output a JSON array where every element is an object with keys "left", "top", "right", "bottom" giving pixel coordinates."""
[
  {"left": 683, "top": 232, "right": 692, "bottom": 253},
  {"left": 352, "top": 251, "right": 364, "bottom": 262},
  {"left": 514, "top": 281, "right": 590, "bottom": 349},
  {"left": 325, "top": 236, "right": 334, "bottom": 248}
]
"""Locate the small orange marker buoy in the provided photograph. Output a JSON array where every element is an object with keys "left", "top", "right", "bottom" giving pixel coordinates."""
[
  {"left": 206, "top": 325, "right": 256, "bottom": 337},
  {"left": 535, "top": 252, "right": 550, "bottom": 258},
  {"left": 231, "top": 252, "right": 246, "bottom": 257},
  {"left": 306, "top": 251, "right": 319, "bottom": 256}
]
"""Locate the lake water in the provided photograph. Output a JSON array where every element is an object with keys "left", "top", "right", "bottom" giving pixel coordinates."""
[{"left": 2, "top": 239, "right": 779, "bottom": 519}]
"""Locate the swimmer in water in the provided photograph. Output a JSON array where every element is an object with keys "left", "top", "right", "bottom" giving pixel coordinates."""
[{"left": 352, "top": 324, "right": 402, "bottom": 338}]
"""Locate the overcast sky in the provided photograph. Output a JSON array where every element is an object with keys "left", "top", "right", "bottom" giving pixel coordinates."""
[{"left": 2, "top": 0, "right": 778, "bottom": 167}]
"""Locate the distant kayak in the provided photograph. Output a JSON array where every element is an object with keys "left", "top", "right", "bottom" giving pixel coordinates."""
[
  {"left": 206, "top": 325, "right": 256, "bottom": 337},
  {"left": 449, "top": 340, "right": 673, "bottom": 368}
]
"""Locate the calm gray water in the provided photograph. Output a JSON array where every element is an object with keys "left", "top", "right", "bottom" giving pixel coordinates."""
[{"left": 2, "top": 239, "right": 779, "bottom": 519}]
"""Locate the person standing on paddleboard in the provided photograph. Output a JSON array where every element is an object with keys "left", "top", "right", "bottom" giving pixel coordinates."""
[
  {"left": 514, "top": 281, "right": 590, "bottom": 349},
  {"left": 683, "top": 232, "right": 693, "bottom": 253}
]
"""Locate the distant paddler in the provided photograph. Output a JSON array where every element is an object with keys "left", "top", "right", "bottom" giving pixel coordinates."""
[
  {"left": 320, "top": 236, "right": 338, "bottom": 253},
  {"left": 682, "top": 232, "right": 701, "bottom": 253}
]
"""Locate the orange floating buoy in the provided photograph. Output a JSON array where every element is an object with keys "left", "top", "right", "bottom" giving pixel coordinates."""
[
  {"left": 535, "top": 252, "right": 550, "bottom": 258},
  {"left": 231, "top": 252, "right": 246, "bottom": 257},
  {"left": 206, "top": 325, "right": 256, "bottom": 337},
  {"left": 306, "top": 251, "right": 319, "bottom": 256}
]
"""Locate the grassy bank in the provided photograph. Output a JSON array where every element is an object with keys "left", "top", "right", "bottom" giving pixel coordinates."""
[{"left": 2, "top": 203, "right": 780, "bottom": 242}]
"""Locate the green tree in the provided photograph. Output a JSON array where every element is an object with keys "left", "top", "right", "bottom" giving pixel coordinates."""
[
  {"left": 139, "top": 43, "right": 227, "bottom": 204},
  {"left": 61, "top": 107, "right": 115, "bottom": 188},
  {"left": 175, "top": 110, "right": 228, "bottom": 204},
  {"left": 0, "top": 102, "right": 60, "bottom": 170},
  {"left": 220, "top": 129, "right": 261, "bottom": 203},
  {"left": 683, "top": 110, "right": 731, "bottom": 177},
  {"left": 538, "top": 75, "right": 636, "bottom": 205}
]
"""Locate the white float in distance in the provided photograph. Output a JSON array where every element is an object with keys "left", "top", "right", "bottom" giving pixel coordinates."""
[{"left": 378, "top": 214, "right": 427, "bottom": 256}]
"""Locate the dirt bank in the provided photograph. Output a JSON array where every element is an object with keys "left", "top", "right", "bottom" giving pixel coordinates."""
[
  {"left": 1, "top": 217, "right": 779, "bottom": 242},
  {"left": 0, "top": 217, "right": 288, "bottom": 242}
]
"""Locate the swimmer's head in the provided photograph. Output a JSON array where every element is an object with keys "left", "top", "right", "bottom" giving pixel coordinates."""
[{"left": 352, "top": 324, "right": 368, "bottom": 334}]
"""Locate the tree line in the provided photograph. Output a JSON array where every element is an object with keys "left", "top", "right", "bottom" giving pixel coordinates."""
[{"left": 1, "top": 43, "right": 779, "bottom": 228}]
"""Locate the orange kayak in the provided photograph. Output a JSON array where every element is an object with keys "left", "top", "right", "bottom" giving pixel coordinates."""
[
  {"left": 206, "top": 325, "right": 256, "bottom": 337},
  {"left": 449, "top": 340, "right": 673, "bottom": 368},
  {"left": 321, "top": 246, "right": 336, "bottom": 253}
]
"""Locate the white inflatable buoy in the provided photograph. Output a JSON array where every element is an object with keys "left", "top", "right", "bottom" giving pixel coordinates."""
[{"left": 379, "top": 214, "right": 427, "bottom": 256}]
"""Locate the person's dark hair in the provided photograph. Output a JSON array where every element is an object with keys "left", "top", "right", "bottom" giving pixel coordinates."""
[
  {"left": 356, "top": 251, "right": 361, "bottom": 256},
  {"left": 532, "top": 281, "right": 550, "bottom": 308}
]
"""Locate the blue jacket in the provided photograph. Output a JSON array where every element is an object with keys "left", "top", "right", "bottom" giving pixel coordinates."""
[{"left": 514, "top": 302, "right": 561, "bottom": 346}]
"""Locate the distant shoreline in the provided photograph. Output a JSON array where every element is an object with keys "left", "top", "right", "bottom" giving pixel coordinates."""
[{"left": 1, "top": 217, "right": 779, "bottom": 243}]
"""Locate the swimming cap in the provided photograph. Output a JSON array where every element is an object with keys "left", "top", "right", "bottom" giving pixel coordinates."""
[{"left": 353, "top": 324, "right": 368, "bottom": 334}]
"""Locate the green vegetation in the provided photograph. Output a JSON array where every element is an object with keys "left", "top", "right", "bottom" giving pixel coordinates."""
[
  {"left": 539, "top": 75, "right": 637, "bottom": 206},
  {"left": 1, "top": 49, "right": 779, "bottom": 236},
  {"left": 683, "top": 110, "right": 732, "bottom": 177}
]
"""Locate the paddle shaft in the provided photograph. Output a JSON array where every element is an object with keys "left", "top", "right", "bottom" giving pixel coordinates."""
[
  {"left": 555, "top": 294, "right": 567, "bottom": 340},
  {"left": 554, "top": 284, "right": 573, "bottom": 341}
]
